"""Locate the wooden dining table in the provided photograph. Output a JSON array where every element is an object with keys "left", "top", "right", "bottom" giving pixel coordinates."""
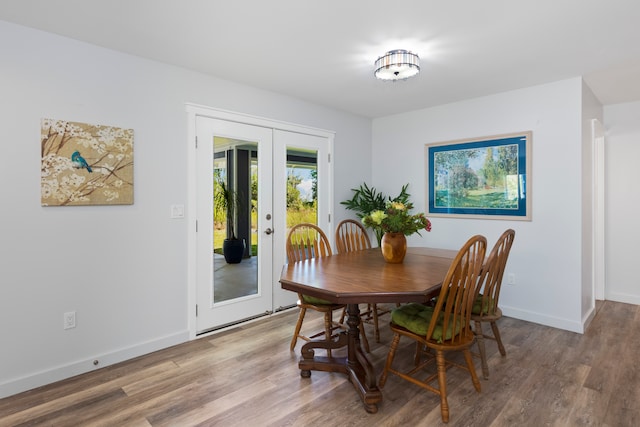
[{"left": 279, "top": 246, "right": 458, "bottom": 413}]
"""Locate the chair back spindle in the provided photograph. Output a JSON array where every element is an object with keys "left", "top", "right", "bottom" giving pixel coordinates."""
[
  {"left": 335, "top": 219, "right": 371, "bottom": 253},
  {"left": 286, "top": 223, "right": 332, "bottom": 262}
]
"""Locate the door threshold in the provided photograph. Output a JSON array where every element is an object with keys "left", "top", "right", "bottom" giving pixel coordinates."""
[{"left": 196, "top": 311, "right": 272, "bottom": 337}]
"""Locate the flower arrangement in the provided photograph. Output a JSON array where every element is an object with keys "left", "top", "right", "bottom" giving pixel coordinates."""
[{"left": 363, "top": 201, "right": 432, "bottom": 236}]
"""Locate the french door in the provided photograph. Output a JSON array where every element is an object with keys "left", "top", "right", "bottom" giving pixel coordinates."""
[
  {"left": 195, "top": 118, "right": 273, "bottom": 333},
  {"left": 271, "top": 129, "right": 331, "bottom": 309},
  {"left": 190, "top": 107, "right": 333, "bottom": 335}
]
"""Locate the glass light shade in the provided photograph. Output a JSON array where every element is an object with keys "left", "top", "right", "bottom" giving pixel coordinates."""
[{"left": 374, "top": 49, "right": 420, "bottom": 81}]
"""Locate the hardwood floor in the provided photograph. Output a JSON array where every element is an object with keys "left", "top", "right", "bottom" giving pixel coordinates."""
[{"left": 1, "top": 300, "right": 639, "bottom": 426}]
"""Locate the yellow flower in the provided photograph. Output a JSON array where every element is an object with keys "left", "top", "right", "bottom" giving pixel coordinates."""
[
  {"left": 368, "top": 210, "right": 387, "bottom": 225},
  {"left": 389, "top": 201, "right": 405, "bottom": 210}
]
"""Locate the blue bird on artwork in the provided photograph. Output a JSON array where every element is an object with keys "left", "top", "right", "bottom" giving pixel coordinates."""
[{"left": 71, "top": 151, "right": 92, "bottom": 172}]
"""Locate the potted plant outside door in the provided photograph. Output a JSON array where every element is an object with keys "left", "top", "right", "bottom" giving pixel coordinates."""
[{"left": 214, "top": 178, "right": 245, "bottom": 264}]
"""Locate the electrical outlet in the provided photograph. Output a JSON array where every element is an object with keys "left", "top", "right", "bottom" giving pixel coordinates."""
[
  {"left": 64, "top": 311, "right": 76, "bottom": 329},
  {"left": 507, "top": 273, "right": 516, "bottom": 285}
]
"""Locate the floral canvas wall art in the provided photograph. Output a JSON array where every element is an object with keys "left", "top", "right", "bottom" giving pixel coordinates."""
[{"left": 41, "top": 118, "right": 134, "bottom": 206}]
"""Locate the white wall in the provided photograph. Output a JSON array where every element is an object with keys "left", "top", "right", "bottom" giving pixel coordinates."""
[
  {"left": 603, "top": 101, "right": 640, "bottom": 304},
  {"left": 0, "top": 20, "right": 372, "bottom": 398},
  {"left": 372, "top": 78, "right": 588, "bottom": 333}
]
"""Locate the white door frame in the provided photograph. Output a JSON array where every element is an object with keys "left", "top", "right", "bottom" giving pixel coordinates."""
[
  {"left": 186, "top": 103, "right": 335, "bottom": 339},
  {"left": 592, "top": 118, "right": 605, "bottom": 301}
]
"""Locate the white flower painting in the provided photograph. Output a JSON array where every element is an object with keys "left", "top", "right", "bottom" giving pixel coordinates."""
[{"left": 41, "top": 118, "right": 134, "bottom": 206}]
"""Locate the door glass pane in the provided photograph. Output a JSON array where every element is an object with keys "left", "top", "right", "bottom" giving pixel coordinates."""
[
  {"left": 286, "top": 147, "right": 318, "bottom": 231},
  {"left": 213, "top": 137, "right": 258, "bottom": 303}
]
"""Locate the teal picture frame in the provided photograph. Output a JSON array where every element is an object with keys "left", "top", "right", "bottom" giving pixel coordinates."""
[{"left": 425, "top": 131, "right": 532, "bottom": 220}]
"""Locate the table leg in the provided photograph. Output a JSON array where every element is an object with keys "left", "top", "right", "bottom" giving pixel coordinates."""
[
  {"left": 297, "top": 303, "right": 382, "bottom": 413},
  {"left": 345, "top": 303, "right": 382, "bottom": 413},
  {"left": 299, "top": 331, "right": 348, "bottom": 378}
]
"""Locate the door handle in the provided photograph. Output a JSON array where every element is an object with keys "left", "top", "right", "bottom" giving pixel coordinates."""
[{"left": 264, "top": 228, "right": 274, "bottom": 235}]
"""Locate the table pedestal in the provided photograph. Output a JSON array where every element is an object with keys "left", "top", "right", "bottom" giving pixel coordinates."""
[{"left": 298, "top": 303, "right": 382, "bottom": 413}]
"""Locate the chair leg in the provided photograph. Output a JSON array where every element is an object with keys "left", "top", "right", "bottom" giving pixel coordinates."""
[
  {"left": 290, "top": 307, "right": 307, "bottom": 351},
  {"left": 435, "top": 350, "right": 449, "bottom": 423},
  {"left": 359, "top": 321, "right": 370, "bottom": 353},
  {"left": 339, "top": 307, "right": 346, "bottom": 324},
  {"left": 491, "top": 321, "right": 506, "bottom": 356},
  {"left": 379, "top": 333, "right": 400, "bottom": 388},
  {"left": 372, "top": 304, "right": 381, "bottom": 342},
  {"left": 414, "top": 341, "right": 423, "bottom": 366},
  {"left": 474, "top": 320, "right": 489, "bottom": 379},
  {"left": 463, "top": 348, "right": 481, "bottom": 392},
  {"left": 324, "top": 311, "right": 333, "bottom": 358}
]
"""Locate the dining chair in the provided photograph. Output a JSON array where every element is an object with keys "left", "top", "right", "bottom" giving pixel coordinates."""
[
  {"left": 379, "top": 234, "right": 487, "bottom": 423},
  {"left": 471, "top": 228, "right": 515, "bottom": 379},
  {"left": 335, "top": 219, "right": 388, "bottom": 346},
  {"left": 286, "top": 223, "right": 345, "bottom": 356}
]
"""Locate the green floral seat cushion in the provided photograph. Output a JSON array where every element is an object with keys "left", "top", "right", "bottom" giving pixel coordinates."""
[
  {"left": 302, "top": 294, "right": 334, "bottom": 305},
  {"left": 472, "top": 294, "right": 495, "bottom": 315},
  {"left": 391, "top": 303, "right": 463, "bottom": 343}
]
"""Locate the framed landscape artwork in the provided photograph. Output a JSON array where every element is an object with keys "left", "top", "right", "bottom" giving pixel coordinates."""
[
  {"left": 425, "top": 131, "right": 531, "bottom": 220},
  {"left": 41, "top": 118, "right": 134, "bottom": 206}
]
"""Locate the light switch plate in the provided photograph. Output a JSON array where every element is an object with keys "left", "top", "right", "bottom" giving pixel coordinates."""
[{"left": 170, "top": 204, "right": 184, "bottom": 218}]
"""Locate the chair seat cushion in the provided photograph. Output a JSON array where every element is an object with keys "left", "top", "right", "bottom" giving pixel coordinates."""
[
  {"left": 391, "top": 303, "right": 463, "bottom": 343},
  {"left": 302, "top": 294, "right": 334, "bottom": 305},
  {"left": 472, "top": 294, "right": 495, "bottom": 315}
]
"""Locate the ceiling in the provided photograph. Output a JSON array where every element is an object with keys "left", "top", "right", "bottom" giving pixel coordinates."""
[{"left": 1, "top": 0, "right": 639, "bottom": 118}]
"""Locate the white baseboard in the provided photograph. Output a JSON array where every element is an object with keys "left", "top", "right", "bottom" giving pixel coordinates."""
[
  {"left": 501, "top": 305, "right": 584, "bottom": 334},
  {"left": 605, "top": 291, "right": 640, "bottom": 305},
  {"left": 581, "top": 304, "right": 597, "bottom": 332},
  {"left": 0, "top": 330, "right": 189, "bottom": 399}
]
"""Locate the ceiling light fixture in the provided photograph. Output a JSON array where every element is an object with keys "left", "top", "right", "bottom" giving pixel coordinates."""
[{"left": 374, "top": 49, "right": 420, "bottom": 81}]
